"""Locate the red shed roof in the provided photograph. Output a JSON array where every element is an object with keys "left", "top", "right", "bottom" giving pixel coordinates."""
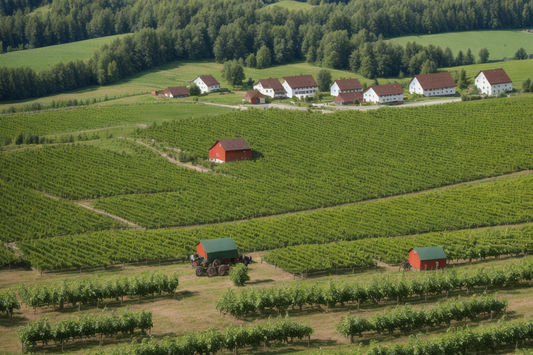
[
  {"left": 257, "top": 78, "right": 285, "bottom": 91},
  {"left": 243, "top": 90, "right": 265, "bottom": 101},
  {"left": 165, "top": 86, "right": 189, "bottom": 96},
  {"left": 334, "top": 92, "right": 363, "bottom": 103},
  {"left": 410, "top": 73, "right": 456, "bottom": 90},
  {"left": 365, "top": 83, "right": 404, "bottom": 96},
  {"left": 334, "top": 78, "right": 363, "bottom": 91},
  {"left": 193, "top": 75, "right": 220, "bottom": 86},
  {"left": 282, "top": 75, "right": 318, "bottom": 88},
  {"left": 476, "top": 68, "right": 512, "bottom": 84},
  {"left": 210, "top": 138, "right": 251, "bottom": 152}
]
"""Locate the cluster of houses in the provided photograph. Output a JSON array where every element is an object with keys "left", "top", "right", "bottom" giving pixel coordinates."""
[{"left": 151, "top": 68, "right": 513, "bottom": 106}]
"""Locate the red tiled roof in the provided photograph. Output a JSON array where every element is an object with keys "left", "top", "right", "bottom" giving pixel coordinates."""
[
  {"left": 257, "top": 78, "right": 285, "bottom": 92},
  {"left": 334, "top": 78, "right": 363, "bottom": 91},
  {"left": 364, "top": 83, "right": 404, "bottom": 96},
  {"left": 194, "top": 75, "right": 220, "bottom": 86},
  {"left": 477, "top": 68, "right": 512, "bottom": 85},
  {"left": 210, "top": 139, "right": 251, "bottom": 152},
  {"left": 334, "top": 92, "right": 363, "bottom": 103},
  {"left": 165, "top": 86, "right": 189, "bottom": 96},
  {"left": 282, "top": 75, "right": 318, "bottom": 89},
  {"left": 243, "top": 90, "right": 265, "bottom": 101},
  {"left": 410, "top": 73, "right": 456, "bottom": 90}
]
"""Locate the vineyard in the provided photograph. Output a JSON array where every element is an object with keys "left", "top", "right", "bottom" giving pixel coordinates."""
[
  {"left": 264, "top": 223, "right": 533, "bottom": 273},
  {"left": 17, "top": 172, "right": 533, "bottom": 271},
  {"left": 18, "top": 271, "right": 179, "bottom": 312},
  {"left": 93, "top": 316, "right": 313, "bottom": 355},
  {"left": 215, "top": 259, "right": 533, "bottom": 317},
  {"left": 0, "top": 104, "right": 230, "bottom": 146},
  {"left": 0, "top": 289, "right": 20, "bottom": 317},
  {"left": 0, "top": 179, "right": 121, "bottom": 242},
  {"left": 0, "top": 244, "right": 18, "bottom": 266},
  {"left": 18, "top": 308, "right": 153, "bottom": 350},
  {"left": 336, "top": 294, "right": 507, "bottom": 340}
]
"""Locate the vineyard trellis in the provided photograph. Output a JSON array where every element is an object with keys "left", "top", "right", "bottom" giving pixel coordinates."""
[
  {"left": 0, "top": 289, "right": 20, "bottom": 317},
  {"left": 215, "top": 259, "right": 533, "bottom": 317},
  {"left": 336, "top": 294, "right": 507, "bottom": 341}
]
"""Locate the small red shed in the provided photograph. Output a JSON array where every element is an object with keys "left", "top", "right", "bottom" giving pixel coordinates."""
[
  {"left": 209, "top": 138, "right": 252, "bottom": 163},
  {"left": 243, "top": 90, "right": 266, "bottom": 104},
  {"left": 408, "top": 246, "right": 447, "bottom": 271}
]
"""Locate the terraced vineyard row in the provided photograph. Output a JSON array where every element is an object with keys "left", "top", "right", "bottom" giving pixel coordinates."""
[
  {"left": 0, "top": 179, "right": 121, "bottom": 242},
  {"left": 0, "top": 245, "right": 18, "bottom": 267},
  {"left": 17, "top": 173, "right": 533, "bottom": 270},
  {"left": 0, "top": 104, "right": 229, "bottom": 146},
  {"left": 264, "top": 224, "right": 533, "bottom": 273}
]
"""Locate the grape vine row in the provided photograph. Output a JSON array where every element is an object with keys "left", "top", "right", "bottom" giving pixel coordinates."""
[
  {"left": 92, "top": 316, "right": 313, "bottom": 355},
  {"left": 336, "top": 294, "right": 507, "bottom": 340},
  {"left": 18, "top": 271, "right": 179, "bottom": 312},
  {"left": 215, "top": 259, "right": 533, "bottom": 317},
  {"left": 18, "top": 308, "right": 152, "bottom": 349},
  {"left": 264, "top": 224, "right": 533, "bottom": 273},
  {"left": 0, "top": 289, "right": 20, "bottom": 317}
]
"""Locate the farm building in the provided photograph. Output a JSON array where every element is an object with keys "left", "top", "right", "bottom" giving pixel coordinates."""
[
  {"left": 163, "top": 86, "right": 190, "bottom": 98},
  {"left": 334, "top": 92, "right": 363, "bottom": 105},
  {"left": 196, "top": 238, "right": 239, "bottom": 264},
  {"left": 363, "top": 83, "right": 404, "bottom": 104},
  {"left": 254, "top": 78, "right": 287, "bottom": 98},
  {"left": 243, "top": 90, "right": 266, "bottom": 104},
  {"left": 190, "top": 75, "right": 220, "bottom": 94},
  {"left": 330, "top": 78, "right": 363, "bottom": 96},
  {"left": 408, "top": 73, "right": 456, "bottom": 97},
  {"left": 151, "top": 90, "right": 164, "bottom": 96},
  {"left": 209, "top": 138, "right": 252, "bottom": 163},
  {"left": 282, "top": 75, "right": 318, "bottom": 99},
  {"left": 474, "top": 68, "right": 513, "bottom": 95},
  {"left": 408, "top": 246, "right": 447, "bottom": 271}
]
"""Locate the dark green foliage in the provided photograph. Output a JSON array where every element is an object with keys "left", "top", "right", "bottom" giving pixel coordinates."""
[
  {"left": 245, "top": 53, "right": 256, "bottom": 68},
  {"left": 515, "top": 47, "right": 528, "bottom": 60},
  {"left": 419, "top": 59, "right": 437, "bottom": 74},
  {"left": 188, "top": 83, "right": 201, "bottom": 96},
  {"left": 478, "top": 47, "right": 490, "bottom": 63},
  {"left": 523, "top": 78, "right": 532, "bottom": 92},
  {"left": 317, "top": 69, "right": 332, "bottom": 92},
  {"left": 221, "top": 59, "right": 245, "bottom": 87},
  {"left": 229, "top": 263, "right": 250, "bottom": 286},
  {"left": 256, "top": 45, "right": 272, "bottom": 69}
]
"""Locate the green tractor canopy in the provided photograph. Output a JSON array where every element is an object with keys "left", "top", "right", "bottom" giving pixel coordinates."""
[{"left": 197, "top": 238, "right": 239, "bottom": 263}]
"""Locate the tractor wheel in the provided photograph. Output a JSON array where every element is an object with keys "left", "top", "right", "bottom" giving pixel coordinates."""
[
  {"left": 207, "top": 267, "right": 216, "bottom": 278},
  {"left": 218, "top": 265, "right": 228, "bottom": 276},
  {"left": 195, "top": 267, "right": 204, "bottom": 277},
  {"left": 213, "top": 259, "right": 222, "bottom": 268}
]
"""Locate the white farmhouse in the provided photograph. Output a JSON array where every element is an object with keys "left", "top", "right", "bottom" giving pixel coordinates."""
[
  {"left": 253, "top": 78, "right": 287, "bottom": 98},
  {"left": 474, "top": 68, "right": 513, "bottom": 95},
  {"left": 363, "top": 83, "right": 404, "bottom": 104},
  {"left": 330, "top": 78, "right": 363, "bottom": 96},
  {"left": 190, "top": 75, "right": 220, "bottom": 94},
  {"left": 408, "top": 72, "right": 456, "bottom": 97},
  {"left": 282, "top": 75, "right": 318, "bottom": 99}
]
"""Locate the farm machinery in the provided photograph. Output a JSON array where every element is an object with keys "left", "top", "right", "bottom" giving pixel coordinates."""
[{"left": 191, "top": 238, "right": 252, "bottom": 277}]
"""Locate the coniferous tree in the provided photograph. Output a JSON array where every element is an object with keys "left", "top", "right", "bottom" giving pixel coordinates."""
[
  {"left": 317, "top": 69, "right": 332, "bottom": 92},
  {"left": 478, "top": 48, "right": 490, "bottom": 63},
  {"left": 256, "top": 45, "right": 271, "bottom": 69}
]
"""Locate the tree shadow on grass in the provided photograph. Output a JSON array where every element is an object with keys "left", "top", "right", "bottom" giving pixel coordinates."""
[{"left": 0, "top": 315, "right": 28, "bottom": 327}]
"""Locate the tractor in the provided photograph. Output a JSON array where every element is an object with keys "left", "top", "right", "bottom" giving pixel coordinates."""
[{"left": 191, "top": 238, "right": 252, "bottom": 277}]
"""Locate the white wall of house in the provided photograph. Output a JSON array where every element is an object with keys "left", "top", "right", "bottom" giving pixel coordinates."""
[
  {"left": 330, "top": 82, "right": 363, "bottom": 96},
  {"left": 474, "top": 73, "right": 513, "bottom": 95},
  {"left": 363, "top": 88, "right": 404, "bottom": 104},
  {"left": 193, "top": 78, "right": 220, "bottom": 94},
  {"left": 283, "top": 82, "right": 318, "bottom": 99},
  {"left": 409, "top": 78, "right": 456, "bottom": 97}
]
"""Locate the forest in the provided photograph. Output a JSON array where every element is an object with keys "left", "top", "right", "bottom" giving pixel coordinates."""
[{"left": 1, "top": 0, "right": 533, "bottom": 101}]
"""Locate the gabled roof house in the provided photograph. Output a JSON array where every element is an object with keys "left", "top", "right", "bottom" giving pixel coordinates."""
[
  {"left": 474, "top": 68, "right": 513, "bottom": 96},
  {"left": 408, "top": 73, "right": 456, "bottom": 97},
  {"left": 363, "top": 83, "right": 404, "bottom": 104}
]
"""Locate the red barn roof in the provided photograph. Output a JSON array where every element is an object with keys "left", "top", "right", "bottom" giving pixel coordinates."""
[
  {"left": 257, "top": 78, "right": 285, "bottom": 91},
  {"left": 477, "top": 68, "right": 512, "bottom": 84},
  {"left": 334, "top": 78, "right": 363, "bottom": 91},
  {"left": 282, "top": 75, "right": 318, "bottom": 88},
  {"left": 210, "top": 139, "right": 251, "bottom": 152},
  {"left": 410, "top": 73, "right": 456, "bottom": 90},
  {"left": 334, "top": 92, "right": 363, "bottom": 103},
  {"left": 192, "top": 75, "right": 220, "bottom": 86},
  {"left": 365, "top": 83, "right": 404, "bottom": 96},
  {"left": 165, "top": 86, "right": 189, "bottom": 96},
  {"left": 243, "top": 90, "right": 265, "bottom": 101}
]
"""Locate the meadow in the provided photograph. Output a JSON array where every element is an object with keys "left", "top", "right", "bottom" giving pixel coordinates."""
[
  {"left": 389, "top": 30, "right": 533, "bottom": 61},
  {"left": 260, "top": 0, "right": 316, "bottom": 12},
  {"left": 443, "top": 58, "right": 533, "bottom": 86},
  {"left": 0, "top": 34, "right": 128, "bottom": 71}
]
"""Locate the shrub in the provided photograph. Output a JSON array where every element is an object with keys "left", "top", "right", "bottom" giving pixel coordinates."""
[{"left": 229, "top": 263, "right": 250, "bottom": 286}]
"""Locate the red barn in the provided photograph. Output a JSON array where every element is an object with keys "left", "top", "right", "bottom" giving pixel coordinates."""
[
  {"left": 209, "top": 138, "right": 252, "bottom": 163},
  {"left": 408, "top": 246, "right": 447, "bottom": 271}
]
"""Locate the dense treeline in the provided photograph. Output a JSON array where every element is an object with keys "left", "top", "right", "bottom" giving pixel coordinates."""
[
  {"left": 0, "top": 0, "right": 44, "bottom": 16},
  {"left": 1, "top": 0, "right": 532, "bottom": 101}
]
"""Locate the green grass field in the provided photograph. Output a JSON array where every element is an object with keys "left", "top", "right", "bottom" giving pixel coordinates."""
[
  {"left": 389, "top": 30, "right": 533, "bottom": 61},
  {"left": 0, "top": 34, "right": 128, "bottom": 71},
  {"left": 442, "top": 58, "right": 533, "bottom": 85},
  {"left": 260, "top": 0, "right": 315, "bottom": 12}
]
